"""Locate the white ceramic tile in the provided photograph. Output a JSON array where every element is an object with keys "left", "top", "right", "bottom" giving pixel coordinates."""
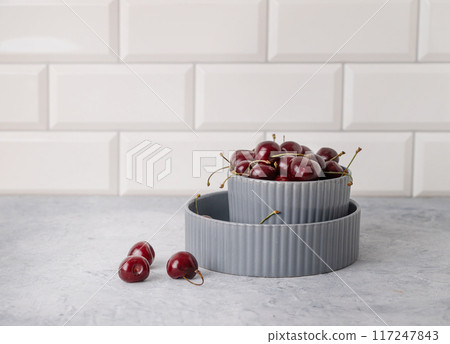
[
  {"left": 120, "top": 0, "right": 266, "bottom": 62},
  {"left": 343, "top": 64, "right": 450, "bottom": 131},
  {"left": 419, "top": 0, "right": 450, "bottom": 61},
  {"left": 268, "top": 132, "right": 413, "bottom": 196},
  {"left": 49, "top": 64, "right": 193, "bottom": 130},
  {"left": 268, "top": 0, "right": 418, "bottom": 62},
  {"left": 120, "top": 132, "right": 264, "bottom": 195},
  {"left": 0, "top": 65, "right": 47, "bottom": 130},
  {"left": 195, "top": 64, "right": 342, "bottom": 131},
  {"left": 0, "top": 0, "right": 118, "bottom": 62},
  {"left": 0, "top": 132, "right": 117, "bottom": 194},
  {"left": 414, "top": 133, "right": 450, "bottom": 196}
]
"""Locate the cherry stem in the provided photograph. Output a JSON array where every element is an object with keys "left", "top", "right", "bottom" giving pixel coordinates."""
[
  {"left": 324, "top": 171, "right": 354, "bottom": 186},
  {"left": 343, "top": 147, "right": 362, "bottom": 173},
  {"left": 272, "top": 133, "right": 276, "bottom": 142},
  {"left": 246, "top": 160, "right": 271, "bottom": 174},
  {"left": 283, "top": 135, "right": 285, "bottom": 143},
  {"left": 330, "top": 151, "right": 345, "bottom": 161},
  {"left": 207, "top": 165, "right": 230, "bottom": 186},
  {"left": 194, "top": 194, "right": 201, "bottom": 215},
  {"left": 259, "top": 210, "right": 281, "bottom": 224},
  {"left": 219, "top": 152, "right": 230, "bottom": 164},
  {"left": 249, "top": 159, "right": 271, "bottom": 167},
  {"left": 220, "top": 174, "right": 235, "bottom": 188},
  {"left": 183, "top": 270, "right": 204, "bottom": 286},
  {"left": 271, "top": 152, "right": 306, "bottom": 158}
]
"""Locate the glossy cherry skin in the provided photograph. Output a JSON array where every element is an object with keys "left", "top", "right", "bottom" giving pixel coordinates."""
[
  {"left": 249, "top": 163, "right": 277, "bottom": 180},
  {"left": 254, "top": 141, "right": 280, "bottom": 162},
  {"left": 280, "top": 141, "right": 303, "bottom": 154},
  {"left": 305, "top": 153, "right": 326, "bottom": 170},
  {"left": 119, "top": 256, "right": 150, "bottom": 283},
  {"left": 324, "top": 160, "right": 344, "bottom": 179},
  {"left": 235, "top": 160, "right": 251, "bottom": 175},
  {"left": 275, "top": 175, "right": 289, "bottom": 181},
  {"left": 301, "top": 145, "right": 313, "bottom": 153},
  {"left": 317, "top": 147, "right": 339, "bottom": 163},
  {"left": 128, "top": 241, "right": 155, "bottom": 266},
  {"left": 230, "top": 150, "right": 254, "bottom": 169},
  {"left": 166, "top": 251, "right": 199, "bottom": 279},
  {"left": 288, "top": 157, "right": 321, "bottom": 181},
  {"left": 278, "top": 155, "right": 295, "bottom": 178}
]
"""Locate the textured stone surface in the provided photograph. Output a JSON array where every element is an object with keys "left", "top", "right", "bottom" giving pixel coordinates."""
[{"left": 0, "top": 196, "right": 449, "bottom": 325}]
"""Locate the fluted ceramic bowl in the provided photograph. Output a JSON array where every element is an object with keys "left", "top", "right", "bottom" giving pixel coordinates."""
[
  {"left": 228, "top": 173, "right": 351, "bottom": 225},
  {"left": 185, "top": 191, "right": 360, "bottom": 278}
]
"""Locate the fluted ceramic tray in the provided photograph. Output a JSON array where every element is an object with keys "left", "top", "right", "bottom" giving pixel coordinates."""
[
  {"left": 228, "top": 174, "right": 351, "bottom": 225},
  {"left": 185, "top": 191, "right": 360, "bottom": 278}
]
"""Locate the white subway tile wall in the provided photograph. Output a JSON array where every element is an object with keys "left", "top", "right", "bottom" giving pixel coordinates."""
[
  {"left": 0, "top": 132, "right": 117, "bottom": 194},
  {"left": 120, "top": 0, "right": 267, "bottom": 62},
  {"left": 414, "top": 133, "right": 450, "bottom": 196},
  {"left": 0, "top": 65, "right": 47, "bottom": 129},
  {"left": 0, "top": 0, "right": 448, "bottom": 196},
  {"left": 343, "top": 64, "right": 450, "bottom": 130},
  {"left": 195, "top": 64, "right": 342, "bottom": 130},
  {"left": 418, "top": 0, "right": 450, "bottom": 61},
  {"left": 268, "top": 0, "right": 418, "bottom": 62},
  {"left": 0, "top": 0, "right": 118, "bottom": 62},
  {"left": 49, "top": 64, "right": 194, "bottom": 130}
]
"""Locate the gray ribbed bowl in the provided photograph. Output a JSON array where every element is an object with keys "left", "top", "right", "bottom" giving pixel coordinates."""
[
  {"left": 228, "top": 174, "right": 351, "bottom": 224},
  {"left": 185, "top": 191, "right": 360, "bottom": 278}
]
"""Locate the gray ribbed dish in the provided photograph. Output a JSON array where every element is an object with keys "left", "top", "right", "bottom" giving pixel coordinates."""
[
  {"left": 185, "top": 191, "right": 360, "bottom": 278},
  {"left": 228, "top": 174, "right": 351, "bottom": 224}
]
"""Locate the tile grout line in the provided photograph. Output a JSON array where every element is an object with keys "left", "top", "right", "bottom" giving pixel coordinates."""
[
  {"left": 192, "top": 63, "right": 197, "bottom": 130},
  {"left": 265, "top": 0, "right": 270, "bottom": 62},
  {"left": 415, "top": 0, "right": 421, "bottom": 62},
  {"left": 117, "top": 0, "right": 121, "bottom": 61},
  {"left": 340, "top": 63, "right": 346, "bottom": 131},
  {"left": 2, "top": 128, "right": 450, "bottom": 133},
  {"left": 3, "top": 61, "right": 450, "bottom": 65},
  {"left": 410, "top": 131, "right": 416, "bottom": 197},
  {"left": 117, "top": 131, "right": 121, "bottom": 196},
  {"left": 46, "top": 63, "right": 50, "bottom": 130}
]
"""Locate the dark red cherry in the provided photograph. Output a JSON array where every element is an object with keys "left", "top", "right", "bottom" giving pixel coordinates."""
[
  {"left": 275, "top": 175, "right": 289, "bottom": 181},
  {"left": 119, "top": 256, "right": 150, "bottom": 283},
  {"left": 278, "top": 155, "right": 295, "bottom": 178},
  {"left": 324, "top": 160, "right": 344, "bottom": 179},
  {"left": 128, "top": 241, "right": 155, "bottom": 266},
  {"left": 317, "top": 147, "right": 339, "bottom": 163},
  {"left": 254, "top": 141, "right": 280, "bottom": 161},
  {"left": 288, "top": 157, "right": 321, "bottom": 181},
  {"left": 305, "top": 153, "right": 326, "bottom": 170},
  {"left": 280, "top": 141, "right": 303, "bottom": 154},
  {"left": 166, "top": 251, "right": 204, "bottom": 285},
  {"left": 235, "top": 160, "right": 251, "bottom": 175},
  {"left": 230, "top": 150, "right": 254, "bottom": 169},
  {"left": 301, "top": 145, "right": 313, "bottom": 153},
  {"left": 249, "top": 163, "right": 277, "bottom": 180}
]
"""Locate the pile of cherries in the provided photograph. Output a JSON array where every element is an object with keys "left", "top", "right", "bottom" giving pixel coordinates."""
[
  {"left": 118, "top": 242, "right": 204, "bottom": 286},
  {"left": 209, "top": 135, "right": 361, "bottom": 185}
]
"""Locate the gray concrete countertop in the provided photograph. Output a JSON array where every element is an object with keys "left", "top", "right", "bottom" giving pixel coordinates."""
[{"left": 0, "top": 196, "right": 449, "bottom": 326}]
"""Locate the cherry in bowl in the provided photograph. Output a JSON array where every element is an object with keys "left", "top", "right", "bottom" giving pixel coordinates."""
[
  {"left": 317, "top": 147, "right": 339, "bottom": 163},
  {"left": 288, "top": 157, "right": 323, "bottom": 181}
]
